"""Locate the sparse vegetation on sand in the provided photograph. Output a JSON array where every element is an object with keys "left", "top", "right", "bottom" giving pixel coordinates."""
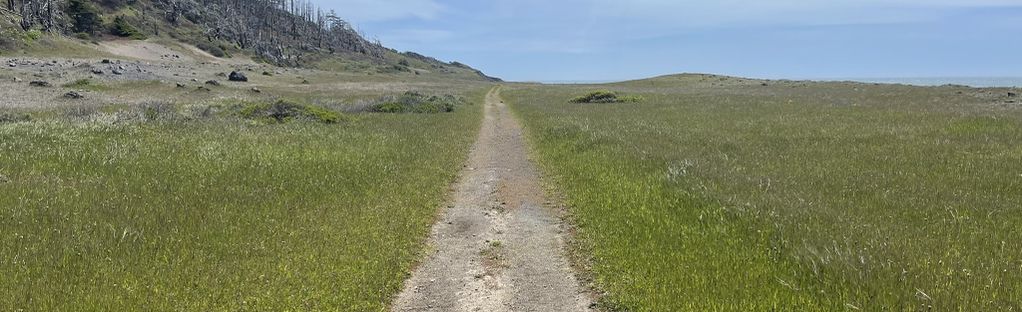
[
  {"left": 507, "top": 77, "right": 1022, "bottom": 310},
  {"left": 0, "top": 89, "right": 485, "bottom": 310}
]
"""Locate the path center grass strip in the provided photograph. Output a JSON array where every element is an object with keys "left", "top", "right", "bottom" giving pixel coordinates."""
[
  {"left": 0, "top": 90, "right": 484, "bottom": 310},
  {"left": 506, "top": 81, "right": 1022, "bottom": 311}
]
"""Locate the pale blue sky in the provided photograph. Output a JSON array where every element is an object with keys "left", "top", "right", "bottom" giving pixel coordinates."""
[{"left": 314, "top": 0, "right": 1022, "bottom": 82}]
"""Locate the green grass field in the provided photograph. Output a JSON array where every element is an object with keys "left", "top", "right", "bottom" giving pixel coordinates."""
[
  {"left": 506, "top": 76, "right": 1022, "bottom": 310},
  {"left": 0, "top": 90, "right": 484, "bottom": 310}
]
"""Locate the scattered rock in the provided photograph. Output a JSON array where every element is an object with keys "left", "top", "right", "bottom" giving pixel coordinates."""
[
  {"left": 1009, "top": 92, "right": 1017, "bottom": 97},
  {"left": 91, "top": 69, "right": 104, "bottom": 75},
  {"left": 176, "top": 83, "right": 187, "bottom": 88},
  {"left": 63, "top": 91, "right": 83, "bottom": 99},
  {"left": 262, "top": 71, "right": 273, "bottom": 76},
  {"left": 190, "top": 78, "right": 199, "bottom": 82},
  {"left": 197, "top": 86, "right": 211, "bottom": 92},
  {"left": 205, "top": 80, "right": 220, "bottom": 86},
  {"left": 111, "top": 69, "right": 123, "bottom": 75},
  {"left": 216, "top": 72, "right": 226, "bottom": 77},
  {"left": 228, "top": 71, "right": 248, "bottom": 82},
  {"left": 761, "top": 83, "right": 769, "bottom": 86},
  {"left": 250, "top": 87, "right": 261, "bottom": 93},
  {"left": 101, "top": 59, "right": 111, "bottom": 64},
  {"left": 29, "top": 80, "right": 51, "bottom": 87},
  {"left": 301, "top": 79, "right": 310, "bottom": 84},
  {"left": 7, "top": 63, "right": 15, "bottom": 68},
  {"left": 12, "top": 77, "right": 21, "bottom": 82}
]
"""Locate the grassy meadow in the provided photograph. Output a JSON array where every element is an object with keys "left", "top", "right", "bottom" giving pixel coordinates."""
[
  {"left": 506, "top": 76, "right": 1022, "bottom": 310},
  {"left": 0, "top": 89, "right": 485, "bottom": 310}
]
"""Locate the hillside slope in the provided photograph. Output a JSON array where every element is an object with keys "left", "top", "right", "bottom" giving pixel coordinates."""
[{"left": 1, "top": 0, "right": 499, "bottom": 81}]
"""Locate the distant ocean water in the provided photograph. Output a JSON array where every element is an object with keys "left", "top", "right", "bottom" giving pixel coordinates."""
[{"left": 816, "top": 77, "right": 1022, "bottom": 88}]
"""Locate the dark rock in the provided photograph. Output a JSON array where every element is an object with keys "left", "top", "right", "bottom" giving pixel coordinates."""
[
  {"left": 63, "top": 91, "right": 84, "bottom": 99},
  {"left": 205, "top": 80, "right": 220, "bottom": 86},
  {"left": 176, "top": 83, "right": 187, "bottom": 88},
  {"left": 101, "top": 59, "right": 111, "bottom": 64},
  {"left": 7, "top": 63, "right": 14, "bottom": 67},
  {"left": 197, "top": 86, "right": 211, "bottom": 92},
  {"left": 301, "top": 80, "right": 310, "bottom": 84},
  {"left": 761, "top": 83, "right": 769, "bottom": 86},
  {"left": 29, "top": 81, "right": 51, "bottom": 87},
  {"left": 262, "top": 71, "right": 272, "bottom": 76},
  {"left": 228, "top": 71, "right": 248, "bottom": 82},
  {"left": 1009, "top": 92, "right": 1017, "bottom": 97},
  {"left": 91, "top": 69, "right": 104, "bottom": 75}
]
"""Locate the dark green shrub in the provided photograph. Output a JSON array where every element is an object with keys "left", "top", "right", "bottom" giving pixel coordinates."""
[
  {"left": 371, "top": 92, "right": 463, "bottom": 114},
  {"left": 66, "top": 0, "right": 103, "bottom": 34},
  {"left": 374, "top": 102, "right": 406, "bottom": 113},
  {"left": 110, "top": 16, "right": 146, "bottom": 39},
  {"left": 238, "top": 100, "right": 344, "bottom": 124},
  {"left": 569, "top": 90, "right": 643, "bottom": 104}
]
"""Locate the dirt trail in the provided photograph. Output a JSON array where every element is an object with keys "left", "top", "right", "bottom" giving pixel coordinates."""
[{"left": 392, "top": 87, "right": 591, "bottom": 312}]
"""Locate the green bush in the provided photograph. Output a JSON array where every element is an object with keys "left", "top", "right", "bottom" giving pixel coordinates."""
[
  {"left": 238, "top": 100, "right": 344, "bottom": 124},
  {"left": 371, "top": 92, "right": 462, "bottom": 114},
  {"left": 373, "top": 102, "right": 406, "bottom": 113},
  {"left": 66, "top": 0, "right": 103, "bottom": 34},
  {"left": 569, "top": 90, "right": 642, "bottom": 104},
  {"left": 110, "top": 16, "right": 146, "bottom": 40},
  {"left": 25, "top": 30, "right": 42, "bottom": 41},
  {"left": 196, "top": 42, "right": 228, "bottom": 58}
]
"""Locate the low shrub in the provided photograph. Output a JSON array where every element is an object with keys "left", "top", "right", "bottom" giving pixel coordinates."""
[
  {"left": 0, "top": 112, "right": 31, "bottom": 124},
  {"left": 25, "top": 30, "right": 42, "bottom": 41},
  {"left": 371, "top": 92, "right": 464, "bottom": 114},
  {"left": 110, "top": 16, "right": 146, "bottom": 40},
  {"left": 238, "top": 100, "right": 344, "bottom": 124},
  {"left": 196, "top": 42, "right": 228, "bottom": 58},
  {"left": 62, "top": 78, "right": 108, "bottom": 91},
  {"left": 569, "top": 90, "right": 643, "bottom": 104},
  {"left": 63, "top": 105, "right": 99, "bottom": 121}
]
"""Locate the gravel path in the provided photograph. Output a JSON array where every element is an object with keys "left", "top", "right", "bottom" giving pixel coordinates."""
[{"left": 392, "top": 87, "right": 591, "bottom": 312}]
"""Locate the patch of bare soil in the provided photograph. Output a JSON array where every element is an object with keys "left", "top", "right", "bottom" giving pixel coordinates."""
[{"left": 392, "top": 87, "right": 592, "bottom": 311}]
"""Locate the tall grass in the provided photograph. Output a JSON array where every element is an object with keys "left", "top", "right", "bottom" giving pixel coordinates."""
[
  {"left": 0, "top": 90, "right": 483, "bottom": 310},
  {"left": 506, "top": 80, "right": 1022, "bottom": 310}
]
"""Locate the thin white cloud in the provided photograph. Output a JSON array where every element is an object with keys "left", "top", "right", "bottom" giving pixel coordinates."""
[{"left": 318, "top": 0, "right": 445, "bottom": 23}]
